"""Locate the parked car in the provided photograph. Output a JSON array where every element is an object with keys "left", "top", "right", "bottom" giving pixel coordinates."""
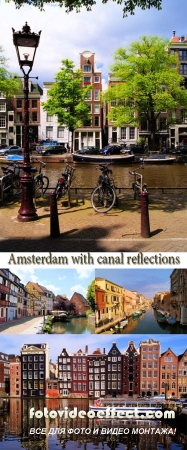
[
  {"left": 100, "top": 145, "right": 123, "bottom": 155},
  {"left": 37, "top": 145, "right": 67, "bottom": 155},
  {"left": 175, "top": 145, "right": 187, "bottom": 155},
  {"left": 0, "top": 145, "right": 22, "bottom": 156},
  {"left": 76, "top": 146, "right": 100, "bottom": 155}
]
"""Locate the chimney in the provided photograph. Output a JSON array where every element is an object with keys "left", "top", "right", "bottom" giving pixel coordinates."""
[
  {"left": 173, "top": 30, "right": 176, "bottom": 37},
  {"left": 103, "top": 348, "right": 105, "bottom": 354},
  {"left": 85, "top": 345, "right": 88, "bottom": 353}
]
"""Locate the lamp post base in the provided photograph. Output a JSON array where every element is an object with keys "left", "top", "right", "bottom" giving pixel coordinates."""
[{"left": 17, "top": 173, "right": 38, "bottom": 222}]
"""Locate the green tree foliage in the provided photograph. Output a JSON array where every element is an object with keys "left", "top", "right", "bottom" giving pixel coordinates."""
[
  {"left": 0, "top": 46, "right": 21, "bottom": 97},
  {"left": 86, "top": 279, "right": 95, "bottom": 311},
  {"left": 103, "top": 36, "right": 187, "bottom": 148},
  {"left": 41, "top": 59, "right": 92, "bottom": 150},
  {"left": 6, "top": 0, "right": 162, "bottom": 17}
]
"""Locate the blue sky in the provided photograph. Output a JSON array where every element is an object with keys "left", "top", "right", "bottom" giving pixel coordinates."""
[
  {"left": 0, "top": 0, "right": 187, "bottom": 89},
  {"left": 95, "top": 269, "right": 173, "bottom": 299},
  {"left": 8, "top": 267, "right": 95, "bottom": 299},
  {"left": 1, "top": 334, "right": 186, "bottom": 362}
]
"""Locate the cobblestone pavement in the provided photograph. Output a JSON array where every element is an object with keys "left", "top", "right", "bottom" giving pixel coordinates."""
[
  {"left": 0, "top": 192, "right": 187, "bottom": 252},
  {"left": 0, "top": 316, "right": 45, "bottom": 334}
]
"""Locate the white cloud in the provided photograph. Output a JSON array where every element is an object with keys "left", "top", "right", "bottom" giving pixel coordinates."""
[
  {"left": 58, "top": 276, "right": 67, "bottom": 280},
  {"left": 75, "top": 267, "right": 94, "bottom": 279},
  {"left": 70, "top": 284, "right": 87, "bottom": 297}
]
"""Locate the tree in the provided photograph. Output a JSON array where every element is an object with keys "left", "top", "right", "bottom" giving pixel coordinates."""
[
  {"left": 6, "top": 0, "right": 162, "bottom": 17},
  {"left": 0, "top": 46, "right": 21, "bottom": 97},
  {"left": 86, "top": 280, "right": 95, "bottom": 311},
  {"left": 41, "top": 59, "right": 92, "bottom": 150},
  {"left": 103, "top": 36, "right": 187, "bottom": 149},
  {"left": 53, "top": 299, "right": 67, "bottom": 311}
]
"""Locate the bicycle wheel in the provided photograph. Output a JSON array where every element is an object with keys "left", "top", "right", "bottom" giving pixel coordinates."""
[
  {"left": 35, "top": 176, "right": 49, "bottom": 195},
  {"left": 91, "top": 185, "right": 116, "bottom": 213}
]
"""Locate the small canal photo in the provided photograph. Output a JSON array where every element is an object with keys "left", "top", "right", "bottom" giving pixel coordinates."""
[
  {"left": 0, "top": 268, "right": 95, "bottom": 334},
  {"left": 95, "top": 269, "right": 187, "bottom": 334}
]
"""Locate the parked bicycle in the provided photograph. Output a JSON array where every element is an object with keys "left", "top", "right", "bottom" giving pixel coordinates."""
[
  {"left": 129, "top": 168, "right": 148, "bottom": 200},
  {"left": 1, "top": 159, "right": 49, "bottom": 196},
  {"left": 91, "top": 164, "right": 117, "bottom": 213},
  {"left": 55, "top": 164, "right": 76, "bottom": 199}
]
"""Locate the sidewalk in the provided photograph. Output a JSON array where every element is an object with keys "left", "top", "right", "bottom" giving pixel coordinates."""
[
  {"left": 0, "top": 192, "right": 187, "bottom": 252},
  {"left": 0, "top": 316, "right": 45, "bottom": 334}
]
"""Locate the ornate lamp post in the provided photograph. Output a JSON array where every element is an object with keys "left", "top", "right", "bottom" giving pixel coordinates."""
[{"left": 12, "top": 23, "right": 41, "bottom": 221}]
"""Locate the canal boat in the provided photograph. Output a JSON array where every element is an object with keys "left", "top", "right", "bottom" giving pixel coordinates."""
[
  {"left": 157, "top": 314, "right": 167, "bottom": 323},
  {"left": 72, "top": 152, "right": 135, "bottom": 164},
  {"left": 132, "top": 312, "right": 140, "bottom": 318},
  {"left": 89, "top": 398, "right": 181, "bottom": 418},
  {"left": 167, "top": 316, "right": 177, "bottom": 325},
  {"left": 140, "top": 154, "right": 176, "bottom": 165},
  {"left": 115, "top": 319, "right": 128, "bottom": 329}
]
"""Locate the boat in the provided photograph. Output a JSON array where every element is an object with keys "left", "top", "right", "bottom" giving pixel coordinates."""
[
  {"left": 72, "top": 152, "right": 135, "bottom": 164},
  {"left": 140, "top": 154, "right": 176, "bottom": 165},
  {"left": 167, "top": 316, "right": 177, "bottom": 325},
  {"left": 115, "top": 319, "right": 128, "bottom": 329},
  {"left": 132, "top": 312, "right": 141, "bottom": 318},
  {"left": 157, "top": 314, "right": 167, "bottom": 323},
  {"left": 89, "top": 397, "right": 180, "bottom": 419}
]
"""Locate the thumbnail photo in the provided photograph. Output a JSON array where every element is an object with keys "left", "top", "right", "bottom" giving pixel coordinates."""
[
  {"left": 0, "top": 268, "right": 95, "bottom": 334},
  {"left": 95, "top": 269, "right": 187, "bottom": 334},
  {"left": 0, "top": 334, "right": 186, "bottom": 449}
]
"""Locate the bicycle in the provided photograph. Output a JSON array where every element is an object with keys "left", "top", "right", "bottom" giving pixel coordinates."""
[
  {"left": 91, "top": 164, "right": 117, "bottom": 213},
  {"left": 32, "top": 158, "right": 49, "bottom": 196},
  {"left": 1, "top": 159, "right": 49, "bottom": 196},
  {"left": 129, "top": 168, "right": 148, "bottom": 200},
  {"left": 55, "top": 164, "right": 76, "bottom": 199}
]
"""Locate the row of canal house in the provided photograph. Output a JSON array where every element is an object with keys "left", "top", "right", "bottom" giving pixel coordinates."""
[
  {"left": 152, "top": 269, "right": 187, "bottom": 325},
  {"left": 0, "top": 268, "right": 89, "bottom": 322},
  {"left": 1, "top": 339, "right": 187, "bottom": 399},
  {"left": 95, "top": 277, "right": 149, "bottom": 325}
]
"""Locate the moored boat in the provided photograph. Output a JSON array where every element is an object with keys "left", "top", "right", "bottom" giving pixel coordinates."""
[
  {"left": 140, "top": 154, "right": 176, "bottom": 165},
  {"left": 167, "top": 316, "right": 177, "bottom": 325},
  {"left": 73, "top": 152, "right": 135, "bottom": 164},
  {"left": 157, "top": 314, "right": 167, "bottom": 323}
]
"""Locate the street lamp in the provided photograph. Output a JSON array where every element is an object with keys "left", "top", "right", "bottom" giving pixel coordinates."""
[{"left": 12, "top": 22, "right": 41, "bottom": 221}]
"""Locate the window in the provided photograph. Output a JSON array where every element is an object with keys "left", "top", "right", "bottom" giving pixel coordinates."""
[
  {"left": 32, "top": 112, "right": 37, "bottom": 122},
  {"left": 0, "top": 116, "right": 6, "bottom": 127},
  {"left": 32, "top": 100, "right": 37, "bottom": 108},
  {"left": 83, "top": 65, "right": 92, "bottom": 73},
  {"left": 9, "top": 127, "right": 13, "bottom": 133},
  {"left": 17, "top": 113, "right": 22, "bottom": 122},
  {"left": 0, "top": 104, "right": 6, "bottom": 112},
  {"left": 180, "top": 64, "right": 187, "bottom": 75},
  {"left": 129, "top": 127, "right": 135, "bottom": 139},
  {"left": 94, "top": 104, "right": 100, "bottom": 114},
  {"left": 9, "top": 115, "right": 14, "bottom": 121},
  {"left": 121, "top": 127, "right": 126, "bottom": 139},
  {"left": 84, "top": 77, "right": 91, "bottom": 84},
  {"left": 17, "top": 99, "right": 22, "bottom": 108},
  {"left": 179, "top": 50, "right": 187, "bottom": 61},
  {"left": 47, "top": 114, "right": 53, "bottom": 122},
  {"left": 94, "top": 76, "right": 100, "bottom": 83},
  {"left": 94, "top": 90, "right": 100, "bottom": 101},
  {"left": 46, "top": 127, "right": 53, "bottom": 138},
  {"left": 94, "top": 116, "right": 99, "bottom": 126}
]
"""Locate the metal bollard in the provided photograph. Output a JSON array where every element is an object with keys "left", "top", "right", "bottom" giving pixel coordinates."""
[
  {"left": 50, "top": 191, "right": 60, "bottom": 238},
  {"left": 141, "top": 190, "right": 150, "bottom": 238}
]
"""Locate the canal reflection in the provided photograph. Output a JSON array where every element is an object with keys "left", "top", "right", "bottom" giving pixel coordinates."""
[
  {"left": 52, "top": 317, "right": 95, "bottom": 334},
  {"left": 117, "top": 308, "right": 187, "bottom": 335},
  {"left": 1, "top": 161, "right": 187, "bottom": 190},
  {"left": 0, "top": 399, "right": 186, "bottom": 450}
]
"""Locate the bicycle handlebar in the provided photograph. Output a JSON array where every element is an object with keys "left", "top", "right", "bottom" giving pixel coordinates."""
[{"left": 31, "top": 158, "right": 46, "bottom": 167}]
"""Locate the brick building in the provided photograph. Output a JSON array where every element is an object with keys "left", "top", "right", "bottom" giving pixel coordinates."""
[
  {"left": 10, "top": 355, "right": 21, "bottom": 397},
  {"left": 69, "top": 292, "right": 90, "bottom": 315},
  {"left": 160, "top": 348, "right": 178, "bottom": 398},
  {"left": 178, "top": 349, "right": 187, "bottom": 398},
  {"left": 21, "top": 343, "right": 49, "bottom": 397},
  {"left": 107, "top": 342, "right": 122, "bottom": 397},
  {"left": 88, "top": 347, "right": 107, "bottom": 398},
  {"left": 0, "top": 352, "right": 15, "bottom": 393},
  {"left": 139, "top": 338, "right": 160, "bottom": 397},
  {"left": 123, "top": 341, "right": 140, "bottom": 396}
]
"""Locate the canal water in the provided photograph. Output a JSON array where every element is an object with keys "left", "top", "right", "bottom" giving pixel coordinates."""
[
  {"left": 118, "top": 307, "right": 187, "bottom": 334},
  {"left": 1, "top": 160, "right": 187, "bottom": 190},
  {"left": 0, "top": 398, "right": 186, "bottom": 450},
  {"left": 40, "top": 160, "right": 187, "bottom": 190},
  {"left": 52, "top": 317, "right": 95, "bottom": 334}
]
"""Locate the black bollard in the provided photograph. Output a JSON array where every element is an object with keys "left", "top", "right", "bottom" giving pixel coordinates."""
[
  {"left": 50, "top": 191, "right": 60, "bottom": 238},
  {"left": 141, "top": 190, "right": 150, "bottom": 238}
]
